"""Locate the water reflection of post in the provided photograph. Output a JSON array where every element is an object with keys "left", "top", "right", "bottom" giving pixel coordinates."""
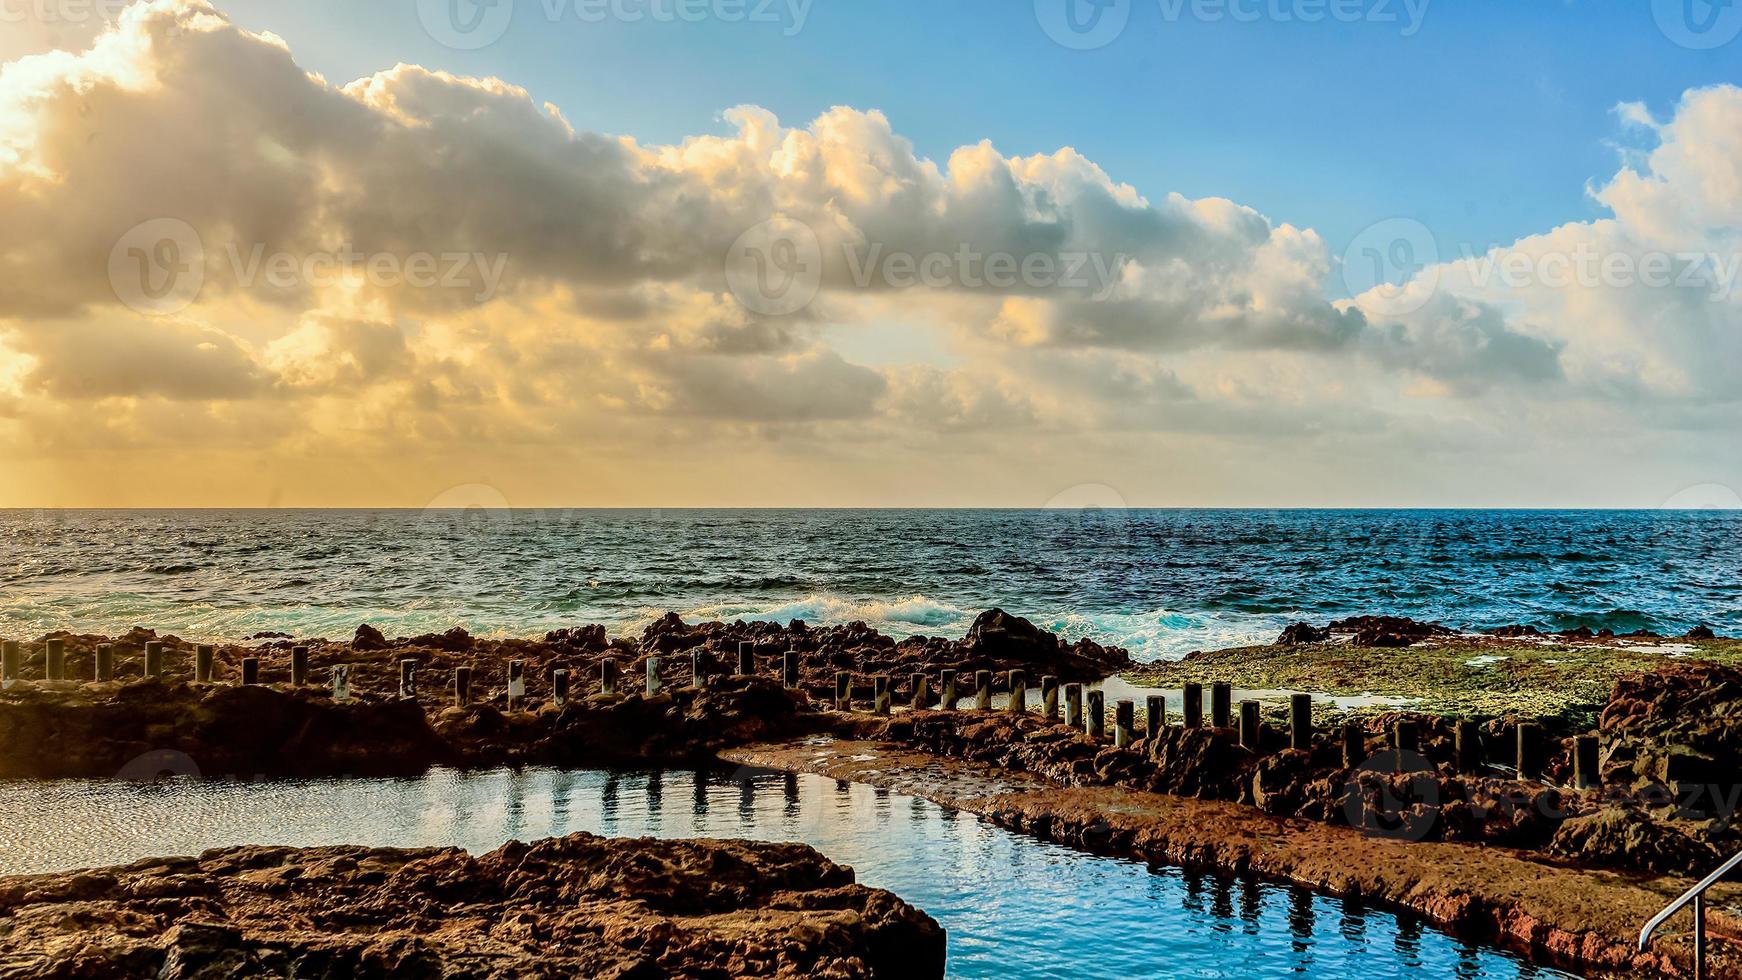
[
  {"left": 646, "top": 771, "right": 664, "bottom": 833},
  {"left": 693, "top": 769, "right": 710, "bottom": 821},
  {"left": 873, "top": 786, "right": 891, "bottom": 822},
  {"left": 601, "top": 774, "right": 620, "bottom": 835},
  {"left": 1209, "top": 874, "right": 1234, "bottom": 923},
  {"left": 738, "top": 772, "right": 756, "bottom": 826},
  {"left": 503, "top": 767, "right": 529, "bottom": 842},
  {"left": 782, "top": 772, "right": 800, "bottom": 817},
  {"left": 1181, "top": 868, "right": 1207, "bottom": 913},
  {"left": 1338, "top": 895, "right": 1367, "bottom": 948},
  {"left": 1394, "top": 913, "right": 1424, "bottom": 970},
  {"left": 1237, "top": 879, "right": 1262, "bottom": 933},
  {"left": 550, "top": 769, "right": 578, "bottom": 828},
  {"left": 1287, "top": 888, "right": 1315, "bottom": 960}
]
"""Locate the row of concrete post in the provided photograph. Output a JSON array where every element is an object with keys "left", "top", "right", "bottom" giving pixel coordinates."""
[{"left": 0, "top": 639, "right": 313, "bottom": 686}]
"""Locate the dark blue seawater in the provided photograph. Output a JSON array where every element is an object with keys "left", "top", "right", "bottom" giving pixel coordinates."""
[
  {"left": 0, "top": 768, "right": 1571, "bottom": 979},
  {"left": 1, "top": 508, "right": 1736, "bottom": 658}
]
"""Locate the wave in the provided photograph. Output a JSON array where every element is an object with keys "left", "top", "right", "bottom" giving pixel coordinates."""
[{"left": 679, "top": 593, "right": 975, "bottom": 632}]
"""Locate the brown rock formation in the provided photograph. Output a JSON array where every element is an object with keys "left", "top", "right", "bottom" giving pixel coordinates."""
[{"left": 0, "top": 833, "right": 946, "bottom": 979}]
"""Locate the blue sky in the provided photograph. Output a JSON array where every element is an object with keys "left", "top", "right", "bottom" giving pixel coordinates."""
[{"left": 216, "top": 0, "right": 1737, "bottom": 276}]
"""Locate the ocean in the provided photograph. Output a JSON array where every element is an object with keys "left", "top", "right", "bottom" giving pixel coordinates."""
[{"left": 1, "top": 508, "right": 1735, "bottom": 660}]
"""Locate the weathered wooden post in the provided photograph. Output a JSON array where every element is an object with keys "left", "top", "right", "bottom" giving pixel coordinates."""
[
  {"left": 1065, "top": 683, "right": 1084, "bottom": 728},
  {"left": 939, "top": 669, "right": 958, "bottom": 710},
  {"left": 1042, "top": 675, "right": 1060, "bottom": 721},
  {"left": 552, "top": 668, "right": 570, "bottom": 708},
  {"left": 332, "top": 664, "right": 351, "bottom": 701},
  {"left": 45, "top": 638, "right": 65, "bottom": 681},
  {"left": 1183, "top": 682, "right": 1204, "bottom": 728},
  {"left": 1239, "top": 699, "right": 1262, "bottom": 750},
  {"left": 602, "top": 658, "right": 620, "bottom": 696},
  {"left": 194, "top": 644, "right": 215, "bottom": 683},
  {"left": 455, "top": 666, "right": 473, "bottom": 706},
  {"left": 1008, "top": 670, "right": 1027, "bottom": 715},
  {"left": 1341, "top": 723, "right": 1364, "bottom": 768},
  {"left": 975, "top": 670, "right": 993, "bottom": 711},
  {"left": 835, "top": 671, "right": 851, "bottom": 710},
  {"left": 1114, "top": 699, "right": 1135, "bottom": 747},
  {"left": 143, "top": 641, "right": 165, "bottom": 679},
  {"left": 1289, "top": 693, "right": 1313, "bottom": 752},
  {"left": 1455, "top": 720, "right": 1481, "bottom": 775},
  {"left": 290, "top": 646, "right": 309, "bottom": 687},
  {"left": 1146, "top": 695, "right": 1166, "bottom": 739},
  {"left": 782, "top": 650, "right": 799, "bottom": 688},
  {"left": 507, "top": 660, "right": 526, "bottom": 707},
  {"left": 399, "top": 659, "right": 417, "bottom": 699},
  {"left": 1, "top": 641, "right": 19, "bottom": 688},
  {"left": 910, "top": 673, "right": 929, "bottom": 710},
  {"left": 1574, "top": 734, "right": 1600, "bottom": 790},
  {"left": 737, "top": 641, "right": 754, "bottom": 677},
  {"left": 693, "top": 648, "right": 710, "bottom": 690},
  {"left": 646, "top": 657, "right": 663, "bottom": 695},
  {"left": 1211, "top": 681, "right": 1232, "bottom": 729},
  {"left": 95, "top": 643, "right": 114, "bottom": 682},
  {"left": 1086, "top": 690, "right": 1106, "bottom": 739},
  {"left": 241, "top": 657, "right": 260, "bottom": 686},
  {"left": 873, "top": 675, "right": 891, "bottom": 716}
]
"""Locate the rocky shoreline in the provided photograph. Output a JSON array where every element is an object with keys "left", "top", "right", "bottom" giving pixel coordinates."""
[{"left": 0, "top": 833, "right": 946, "bottom": 979}]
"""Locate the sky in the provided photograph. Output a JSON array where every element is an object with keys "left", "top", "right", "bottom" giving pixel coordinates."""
[{"left": 0, "top": 0, "right": 1738, "bottom": 507}]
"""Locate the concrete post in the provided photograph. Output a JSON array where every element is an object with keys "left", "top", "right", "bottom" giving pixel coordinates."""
[
  {"left": 835, "top": 671, "right": 851, "bottom": 710},
  {"left": 455, "top": 666, "right": 472, "bottom": 706},
  {"left": 910, "top": 673, "right": 929, "bottom": 710},
  {"left": 143, "top": 641, "right": 165, "bottom": 679},
  {"left": 1, "top": 641, "right": 19, "bottom": 688},
  {"left": 1211, "top": 681, "right": 1232, "bottom": 729},
  {"left": 1574, "top": 734, "right": 1600, "bottom": 790},
  {"left": 1146, "top": 695, "right": 1166, "bottom": 739},
  {"left": 1340, "top": 723, "right": 1364, "bottom": 768},
  {"left": 95, "top": 643, "right": 114, "bottom": 682},
  {"left": 975, "top": 670, "right": 993, "bottom": 710},
  {"left": 553, "top": 668, "right": 570, "bottom": 708},
  {"left": 602, "top": 658, "right": 620, "bottom": 697},
  {"left": 1239, "top": 700, "right": 1262, "bottom": 751},
  {"left": 1516, "top": 722, "right": 1539, "bottom": 780},
  {"left": 1008, "top": 670, "right": 1027, "bottom": 714},
  {"left": 1392, "top": 719, "right": 1418, "bottom": 755},
  {"left": 873, "top": 675, "right": 891, "bottom": 716},
  {"left": 290, "top": 646, "right": 309, "bottom": 687},
  {"left": 507, "top": 660, "right": 526, "bottom": 707},
  {"left": 1114, "top": 699, "right": 1135, "bottom": 747},
  {"left": 1086, "top": 690, "right": 1105, "bottom": 740},
  {"left": 782, "top": 650, "right": 799, "bottom": 688},
  {"left": 939, "top": 670, "right": 958, "bottom": 711},
  {"left": 45, "top": 638, "right": 65, "bottom": 681},
  {"left": 241, "top": 658, "right": 260, "bottom": 686},
  {"left": 1183, "top": 682, "right": 1204, "bottom": 728},
  {"left": 1455, "top": 720, "right": 1481, "bottom": 775},
  {"left": 693, "top": 648, "right": 710, "bottom": 689},
  {"left": 1065, "top": 683, "right": 1084, "bottom": 728},
  {"left": 399, "top": 659, "right": 417, "bottom": 699},
  {"left": 332, "top": 664, "right": 351, "bottom": 701},
  {"left": 194, "top": 644, "right": 215, "bottom": 683},
  {"left": 1289, "top": 693, "right": 1313, "bottom": 752},
  {"left": 646, "top": 657, "right": 663, "bottom": 695},
  {"left": 737, "top": 641, "right": 754, "bottom": 677},
  {"left": 1042, "top": 675, "right": 1060, "bottom": 722}
]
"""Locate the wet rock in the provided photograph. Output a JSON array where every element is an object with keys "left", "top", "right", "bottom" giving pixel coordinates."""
[
  {"left": 1687, "top": 625, "right": 1717, "bottom": 641},
  {"left": 1328, "top": 615, "right": 1457, "bottom": 648},
  {"left": 352, "top": 623, "right": 389, "bottom": 650},
  {"left": 0, "top": 834, "right": 946, "bottom": 979},
  {"left": 1547, "top": 807, "right": 1721, "bottom": 876},
  {"left": 1274, "top": 622, "right": 1330, "bottom": 645}
]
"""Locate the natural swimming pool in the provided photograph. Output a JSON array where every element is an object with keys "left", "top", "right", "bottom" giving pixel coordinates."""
[{"left": 0, "top": 767, "right": 1576, "bottom": 978}]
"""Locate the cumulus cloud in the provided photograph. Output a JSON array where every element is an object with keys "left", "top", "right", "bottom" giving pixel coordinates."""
[{"left": 0, "top": 0, "right": 1734, "bottom": 505}]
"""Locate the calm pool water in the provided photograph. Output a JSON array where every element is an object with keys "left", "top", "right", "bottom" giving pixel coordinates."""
[{"left": 0, "top": 768, "right": 1574, "bottom": 979}]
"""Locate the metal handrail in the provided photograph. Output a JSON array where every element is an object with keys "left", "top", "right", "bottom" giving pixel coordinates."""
[{"left": 1640, "top": 847, "right": 1742, "bottom": 979}]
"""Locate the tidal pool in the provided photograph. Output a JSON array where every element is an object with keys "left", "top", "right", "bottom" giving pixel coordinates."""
[{"left": 0, "top": 768, "right": 1574, "bottom": 978}]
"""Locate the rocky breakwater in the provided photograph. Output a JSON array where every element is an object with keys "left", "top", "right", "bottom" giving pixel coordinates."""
[
  {"left": 865, "top": 659, "right": 1742, "bottom": 880},
  {"left": 0, "top": 832, "right": 945, "bottom": 979}
]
